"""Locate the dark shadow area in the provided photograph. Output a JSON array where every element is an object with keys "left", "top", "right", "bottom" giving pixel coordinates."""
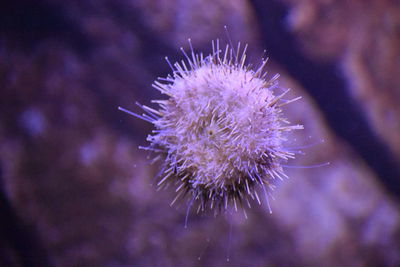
[
  {"left": 0, "top": 166, "right": 52, "bottom": 267},
  {"left": 0, "top": 0, "right": 93, "bottom": 55}
]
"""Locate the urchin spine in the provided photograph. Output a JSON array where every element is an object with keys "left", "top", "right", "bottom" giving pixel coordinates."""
[{"left": 120, "top": 39, "right": 303, "bottom": 215}]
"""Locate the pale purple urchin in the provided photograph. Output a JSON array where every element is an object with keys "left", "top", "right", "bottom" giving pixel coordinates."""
[{"left": 120, "top": 40, "right": 303, "bottom": 215}]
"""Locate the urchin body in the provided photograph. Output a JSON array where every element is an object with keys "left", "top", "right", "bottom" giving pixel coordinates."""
[{"left": 121, "top": 40, "right": 303, "bottom": 214}]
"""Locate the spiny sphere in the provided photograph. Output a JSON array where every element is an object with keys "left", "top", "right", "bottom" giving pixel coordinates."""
[{"left": 121, "top": 40, "right": 303, "bottom": 215}]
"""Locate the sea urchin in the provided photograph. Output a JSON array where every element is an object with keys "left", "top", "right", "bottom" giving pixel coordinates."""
[{"left": 120, "top": 40, "right": 303, "bottom": 215}]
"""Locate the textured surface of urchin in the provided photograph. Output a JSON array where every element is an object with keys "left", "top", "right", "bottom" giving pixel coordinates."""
[{"left": 125, "top": 40, "right": 303, "bottom": 214}]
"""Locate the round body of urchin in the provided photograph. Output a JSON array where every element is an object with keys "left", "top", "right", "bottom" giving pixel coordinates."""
[{"left": 120, "top": 40, "right": 303, "bottom": 215}]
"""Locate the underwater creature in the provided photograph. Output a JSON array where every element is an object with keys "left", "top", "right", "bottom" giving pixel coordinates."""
[{"left": 120, "top": 39, "right": 303, "bottom": 216}]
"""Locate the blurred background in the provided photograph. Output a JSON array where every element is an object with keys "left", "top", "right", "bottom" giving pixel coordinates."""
[{"left": 0, "top": 0, "right": 399, "bottom": 266}]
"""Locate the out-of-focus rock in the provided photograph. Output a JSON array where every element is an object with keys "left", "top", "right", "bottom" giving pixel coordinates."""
[{"left": 283, "top": 0, "right": 400, "bottom": 159}]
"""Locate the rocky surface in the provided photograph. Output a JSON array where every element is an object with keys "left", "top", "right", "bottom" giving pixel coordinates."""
[{"left": 0, "top": 0, "right": 399, "bottom": 266}]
